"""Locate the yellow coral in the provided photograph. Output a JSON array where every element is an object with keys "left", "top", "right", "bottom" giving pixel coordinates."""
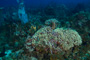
[{"left": 31, "top": 25, "right": 36, "bottom": 31}]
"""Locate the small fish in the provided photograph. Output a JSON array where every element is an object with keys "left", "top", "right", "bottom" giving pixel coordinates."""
[{"left": 0, "top": 47, "right": 6, "bottom": 57}]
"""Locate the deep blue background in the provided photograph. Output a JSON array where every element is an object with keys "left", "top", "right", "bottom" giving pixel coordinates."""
[{"left": 0, "top": 0, "right": 90, "bottom": 7}]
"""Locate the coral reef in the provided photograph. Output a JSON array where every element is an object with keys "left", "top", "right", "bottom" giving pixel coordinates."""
[{"left": 0, "top": 3, "right": 90, "bottom": 60}]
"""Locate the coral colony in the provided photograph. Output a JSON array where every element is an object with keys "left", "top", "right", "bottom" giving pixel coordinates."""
[{"left": 26, "top": 26, "right": 82, "bottom": 53}]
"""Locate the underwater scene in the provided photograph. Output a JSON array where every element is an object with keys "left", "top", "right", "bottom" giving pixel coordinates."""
[{"left": 0, "top": 0, "right": 90, "bottom": 60}]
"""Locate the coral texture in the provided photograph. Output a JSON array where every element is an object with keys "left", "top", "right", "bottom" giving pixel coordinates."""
[
  {"left": 26, "top": 26, "right": 82, "bottom": 54},
  {"left": 54, "top": 28, "right": 82, "bottom": 50}
]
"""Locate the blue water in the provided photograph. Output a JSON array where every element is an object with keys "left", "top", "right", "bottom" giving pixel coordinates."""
[{"left": 0, "top": 0, "right": 90, "bottom": 7}]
